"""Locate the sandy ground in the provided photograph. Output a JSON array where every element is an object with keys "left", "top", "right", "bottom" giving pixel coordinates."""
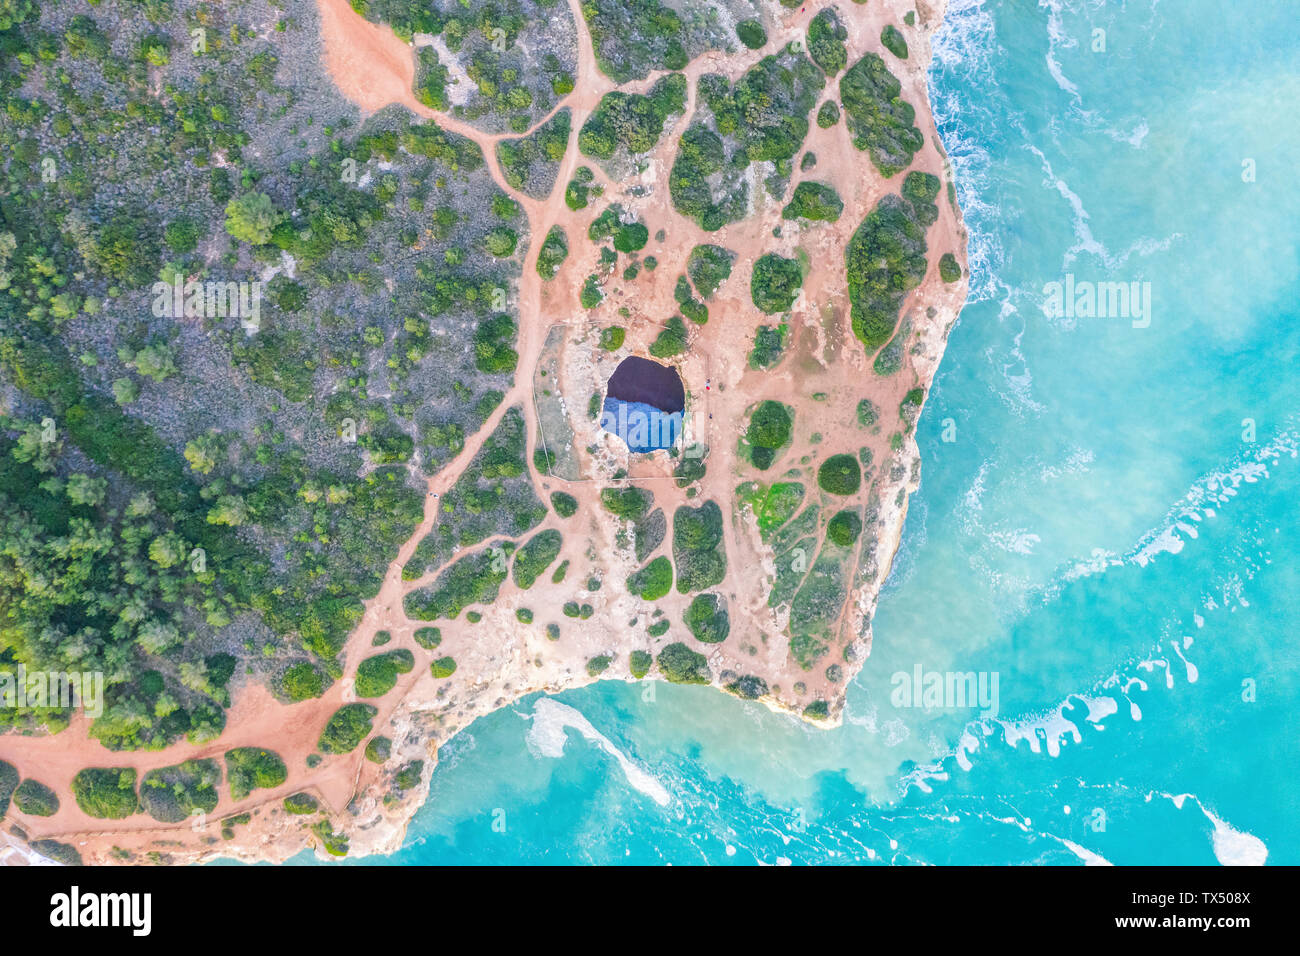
[{"left": 0, "top": 0, "right": 968, "bottom": 865}]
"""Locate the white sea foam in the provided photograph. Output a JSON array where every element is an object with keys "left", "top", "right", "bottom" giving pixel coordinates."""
[
  {"left": 1152, "top": 792, "right": 1268, "bottom": 865},
  {"left": 1060, "top": 838, "right": 1112, "bottom": 866},
  {"left": 526, "top": 698, "right": 671, "bottom": 806}
]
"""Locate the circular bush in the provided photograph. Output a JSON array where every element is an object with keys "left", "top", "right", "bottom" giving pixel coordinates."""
[
  {"left": 14, "top": 779, "right": 59, "bottom": 817},
  {"left": 736, "top": 19, "right": 767, "bottom": 49},
  {"left": 826, "top": 510, "right": 862, "bottom": 546},
  {"left": 685, "top": 593, "right": 730, "bottom": 644},
  {"left": 817, "top": 454, "right": 862, "bottom": 496},
  {"left": 430, "top": 657, "right": 457, "bottom": 679}
]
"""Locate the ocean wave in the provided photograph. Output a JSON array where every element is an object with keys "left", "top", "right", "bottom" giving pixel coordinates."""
[
  {"left": 525, "top": 698, "right": 671, "bottom": 807},
  {"left": 1151, "top": 792, "right": 1268, "bottom": 865}
]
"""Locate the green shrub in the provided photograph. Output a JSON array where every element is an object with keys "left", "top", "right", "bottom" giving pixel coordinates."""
[
  {"left": 684, "top": 593, "right": 730, "bottom": 643},
  {"left": 856, "top": 398, "right": 879, "bottom": 428},
  {"left": 580, "top": 274, "right": 604, "bottom": 309},
  {"left": 881, "top": 25, "right": 909, "bottom": 59},
  {"left": 516, "top": 608, "right": 534, "bottom": 623},
  {"left": 749, "top": 324, "right": 788, "bottom": 369},
  {"left": 737, "top": 19, "right": 767, "bottom": 49},
  {"left": 599, "top": 326, "right": 626, "bottom": 351},
  {"left": 354, "top": 650, "right": 415, "bottom": 698},
  {"left": 613, "top": 222, "right": 649, "bottom": 253},
  {"left": 649, "top": 316, "right": 689, "bottom": 358},
  {"left": 673, "top": 501, "right": 727, "bottom": 592},
  {"left": 840, "top": 54, "right": 923, "bottom": 176},
  {"left": 580, "top": 74, "right": 687, "bottom": 158},
  {"left": 817, "top": 454, "right": 862, "bottom": 496},
  {"left": 138, "top": 760, "right": 219, "bottom": 822},
  {"left": 808, "top": 8, "right": 848, "bottom": 74},
  {"left": 803, "top": 700, "right": 831, "bottom": 720},
  {"left": 846, "top": 189, "right": 934, "bottom": 349},
  {"left": 13, "top": 779, "right": 59, "bottom": 817},
  {"left": 225, "top": 748, "right": 288, "bottom": 800},
  {"left": 657, "top": 643, "right": 711, "bottom": 685},
  {"left": 750, "top": 254, "right": 803, "bottom": 313},
  {"left": 827, "top": 509, "right": 863, "bottom": 546},
  {"left": 365, "top": 736, "right": 392, "bottom": 763},
  {"left": 0, "top": 760, "right": 17, "bottom": 818},
  {"left": 551, "top": 491, "right": 579, "bottom": 517},
  {"left": 536, "top": 227, "right": 569, "bottom": 280},
  {"left": 565, "top": 166, "right": 597, "bottom": 210},
  {"left": 939, "top": 252, "right": 962, "bottom": 282},
  {"left": 284, "top": 793, "right": 318, "bottom": 815},
  {"left": 32, "top": 840, "right": 82, "bottom": 865},
  {"left": 586, "top": 655, "right": 612, "bottom": 677},
  {"left": 395, "top": 760, "right": 423, "bottom": 791},
  {"left": 726, "top": 675, "right": 769, "bottom": 699},
  {"left": 686, "top": 244, "right": 734, "bottom": 298},
  {"left": 601, "top": 486, "right": 653, "bottom": 520},
  {"left": 628, "top": 556, "right": 674, "bottom": 600},
  {"left": 72, "top": 768, "right": 138, "bottom": 819},
  {"left": 648, "top": 619, "right": 670, "bottom": 637},
  {"left": 318, "top": 704, "right": 377, "bottom": 754},
  {"left": 414, "top": 626, "right": 443, "bottom": 650},
  {"left": 816, "top": 100, "right": 841, "bottom": 128},
  {"left": 513, "top": 529, "right": 563, "bottom": 589},
  {"left": 745, "top": 400, "right": 793, "bottom": 469},
  {"left": 630, "top": 650, "right": 653, "bottom": 679},
  {"left": 782, "top": 182, "right": 843, "bottom": 222},
  {"left": 430, "top": 657, "right": 458, "bottom": 678}
]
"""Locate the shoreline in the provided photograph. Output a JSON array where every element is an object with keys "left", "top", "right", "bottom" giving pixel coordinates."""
[{"left": 0, "top": 0, "right": 969, "bottom": 866}]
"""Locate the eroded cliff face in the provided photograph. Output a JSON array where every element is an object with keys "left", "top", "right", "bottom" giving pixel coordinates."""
[{"left": 7, "top": 0, "right": 967, "bottom": 866}]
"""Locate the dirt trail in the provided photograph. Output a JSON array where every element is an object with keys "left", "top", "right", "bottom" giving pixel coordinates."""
[{"left": 1, "top": 0, "right": 969, "bottom": 863}]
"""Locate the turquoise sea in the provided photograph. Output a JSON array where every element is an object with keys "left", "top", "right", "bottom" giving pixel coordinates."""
[{"left": 305, "top": 0, "right": 1300, "bottom": 865}]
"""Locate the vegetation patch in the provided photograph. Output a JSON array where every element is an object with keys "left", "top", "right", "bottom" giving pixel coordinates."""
[
  {"left": 430, "top": 657, "right": 458, "bottom": 679},
  {"left": 846, "top": 172, "right": 940, "bottom": 350},
  {"left": 840, "top": 53, "right": 924, "bottom": 177},
  {"left": 881, "top": 25, "right": 910, "bottom": 59},
  {"left": 318, "top": 705, "right": 377, "bottom": 755},
  {"left": 14, "top": 778, "right": 60, "bottom": 817},
  {"left": 630, "top": 650, "right": 653, "bottom": 679},
  {"left": 686, "top": 244, "right": 735, "bottom": 299},
  {"left": 673, "top": 501, "right": 727, "bottom": 593},
  {"left": 225, "top": 748, "right": 288, "bottom": 801},
  {"left": 497, "top": 109, "right": 571, "bottom": 198},
  {"left": 817, "top": 454, "right": 862, "bottom": 496},
  {"left": 671, "top": 50, "right": 824, "bottom": 230},
  {"left": 354, "top": 650, "right": 416, "bottom": 698},
  {"left": 744, "top": 400, "right": 794, "bottom": 470},
  {"left": 827, "top": 509, "right": 863, "bottom": 546},
  {"left": 536, "top": 227, "right": 569, "bottom": 280},
  {"left": 684, "top": 593, "right": 730, "bottom": 644},
  {"left": 782, "top": 182, "right": 844, "bottom": 223},
  {"left": 751, "top": 254, "right": 804, "bottom": 313},
  {"left": 406, "top": 547, "right": 509, "bottom": 621},
  {"left": 628, "top": 556, "right": 674, "bottom": 600},
  {"left": 513, "top": 529, "right": 564, "bottom": 589},
  {"left": 580, "top": 75, "right": 687, "bottom": 160},
  {"left": 939, "top": 252, "right": 962, "bottom": 282},
  {"left": 808, "top": 8, "right": 849, "bottom": 75},
  {"left": 551, "top": 491, "right": 579, "bottom": 517},
  {"left": 657, "top": 643, "right": 711, "bottom": 685},
  {"left": 414, "top": 627, "right": 443, "bottom": 650},
  {"left": 72, "top": 768, "right": 138, "bottom": 820}
]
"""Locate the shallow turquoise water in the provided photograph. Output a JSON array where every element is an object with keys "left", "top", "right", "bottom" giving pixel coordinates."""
[{"left": 300, "top": 0, "right": 1300, "bottom": 865}]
